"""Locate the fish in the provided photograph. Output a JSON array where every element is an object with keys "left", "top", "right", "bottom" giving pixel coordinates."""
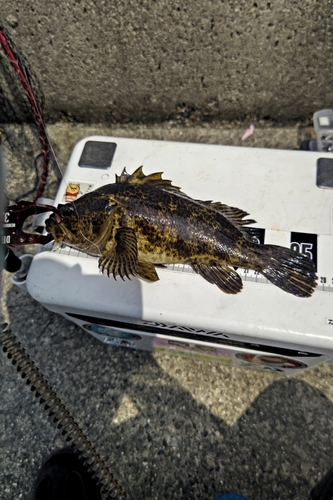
[{"left": 45, "top": 166, "right": 317, "bottom": 297}]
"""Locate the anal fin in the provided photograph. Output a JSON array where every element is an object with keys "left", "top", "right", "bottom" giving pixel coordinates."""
[
  {"left": 191, "top": 262, "right": 243, "bottom": 294},
  {"left": 135, "top": 260, "right": 159, "bottom": 282}
]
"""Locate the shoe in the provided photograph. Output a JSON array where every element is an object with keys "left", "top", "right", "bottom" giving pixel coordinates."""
[
  {"left": 33, "top": 448, "right": 102, "bottom": 500},
  {"left": 309, "top": 465, "right": 333, "bottom": 500}
]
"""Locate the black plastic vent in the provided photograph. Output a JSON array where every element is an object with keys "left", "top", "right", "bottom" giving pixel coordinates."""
[{"left": 316, "top": 157, "right": 333, "bottom": 188}]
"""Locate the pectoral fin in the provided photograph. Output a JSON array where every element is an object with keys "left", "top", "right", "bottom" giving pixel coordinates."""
[
  {"left": 98, "top": 227, "right": 138, "bottom": 280},
  {"left": 191, "top": 262, "right": 243, "bottom": 294}
]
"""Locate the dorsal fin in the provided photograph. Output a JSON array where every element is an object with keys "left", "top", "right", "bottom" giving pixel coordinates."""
[
  {"left": 199, "top": 200, "right": 258, "bottom": 242},
  {"left": 115, "top": 166, "right": 182, "bottom": 193},
  {"left": 199, "top": 200, "right": 255, "bottom": 226},
  {"left": 115, "top": 168, "right": 258, "bottom": 242}
]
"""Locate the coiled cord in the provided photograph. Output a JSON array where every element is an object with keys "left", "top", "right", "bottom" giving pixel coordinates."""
[{"left": 1, "top": 322, "right": 130, "bottom": 500}]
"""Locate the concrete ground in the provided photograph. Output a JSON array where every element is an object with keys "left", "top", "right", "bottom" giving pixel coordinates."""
[
  {"left": 2, "top": 1, "right": 333, "bottom": 123},
  {"left": 1, "top": 122, "right": 333, "bottom": 500}
]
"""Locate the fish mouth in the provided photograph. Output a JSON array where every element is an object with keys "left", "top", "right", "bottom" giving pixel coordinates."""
[{"left": 45, "top": 216, "right": 77, "bottom": 244}]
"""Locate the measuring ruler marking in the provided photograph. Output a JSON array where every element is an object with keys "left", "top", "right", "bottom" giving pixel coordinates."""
[
  {"left": 48, "top": 244, "right": 331, "bottom": 292},
  {"left": 166, "top": 264, "right": 331, "bottom": 293}
]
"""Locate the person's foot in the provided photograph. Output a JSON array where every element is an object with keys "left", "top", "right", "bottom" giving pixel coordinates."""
[{"left": 33, "top": 448, "right": 102, "bottom": 500}]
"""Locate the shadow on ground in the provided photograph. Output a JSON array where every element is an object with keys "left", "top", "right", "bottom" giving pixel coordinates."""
[{"left": 1, "top": 282, "right": 333, "bottom": 500}]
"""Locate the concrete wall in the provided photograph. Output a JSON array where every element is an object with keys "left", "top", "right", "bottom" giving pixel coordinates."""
[{"left": 2, "top": 0, "right": 333, "bottom": 123}]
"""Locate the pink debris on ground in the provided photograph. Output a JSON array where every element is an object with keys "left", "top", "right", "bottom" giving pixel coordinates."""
[{"left": 241, "top": 123, "right": 255, "bottom": 140}]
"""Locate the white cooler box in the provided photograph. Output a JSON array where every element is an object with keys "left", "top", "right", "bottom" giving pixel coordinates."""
[{"left": 26, "top": 136, "right": 333, "bottom": 375}]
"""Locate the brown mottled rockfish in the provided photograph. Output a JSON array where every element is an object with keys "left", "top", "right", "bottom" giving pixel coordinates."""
[{"left": 45, "top": 167, "right": 317, "bottom": 297}]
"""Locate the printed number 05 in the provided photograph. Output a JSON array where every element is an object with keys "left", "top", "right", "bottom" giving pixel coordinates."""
[{"left": 290, "top": 242, "right": 313, "bottom": 260}]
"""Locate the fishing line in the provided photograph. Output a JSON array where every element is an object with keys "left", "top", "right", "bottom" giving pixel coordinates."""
[
  {"left": 70, "top": 196, "right": 104, "bottom": 256},
  {"left": 16, "top": 153, "right": 42, "bottom": 202}
]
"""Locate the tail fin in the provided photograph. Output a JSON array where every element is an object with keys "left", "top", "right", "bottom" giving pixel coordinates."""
[{"left": 257, "top": 245, "right": 317, "bottom": 297}]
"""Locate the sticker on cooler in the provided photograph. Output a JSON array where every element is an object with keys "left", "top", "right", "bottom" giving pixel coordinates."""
[
  {"left": 62, "top": 181, "right": 95, "bottom": 203},
  {"left": 290, "top": 231, "right": 317, "bottom": 270},
  {"left": 153, "top": 337, "right": 233, "bottom": 363},
  {"left": 235, "top": 353, "right": 307, "bottom": 371}
]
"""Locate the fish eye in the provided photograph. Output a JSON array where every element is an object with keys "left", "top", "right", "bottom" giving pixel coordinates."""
[{"left": 61, "top": 204, "right": 75, "bottom": 217}]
